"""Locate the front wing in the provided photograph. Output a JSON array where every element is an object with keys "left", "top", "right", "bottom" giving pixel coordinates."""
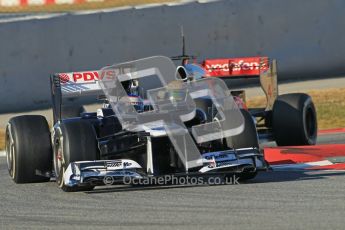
[{"left": 63, "top": 148, "right": 267, "bottom": 188}]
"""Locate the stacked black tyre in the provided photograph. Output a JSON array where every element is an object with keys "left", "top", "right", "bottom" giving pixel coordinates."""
[
  {"left": 53, "top": 120, "right": 99, "bottom": 192},
  {"left": 272, "top": 93, "right": 317, "bottom": 146},
  {"left": 5, "top": 115, "right": 52, "bottom": 183}
]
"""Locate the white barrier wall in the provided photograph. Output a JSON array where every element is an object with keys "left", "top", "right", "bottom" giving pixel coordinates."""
[{"left": 1, "top": 0, "right": 345, "bottom": 113}]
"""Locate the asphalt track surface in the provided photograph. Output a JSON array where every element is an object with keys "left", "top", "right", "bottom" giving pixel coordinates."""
[{"left": 0, "top": 133, "right": 344, "bottom": 230}]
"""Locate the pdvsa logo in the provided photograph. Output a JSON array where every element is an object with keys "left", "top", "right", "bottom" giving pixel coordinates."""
[
  {"left": 72, "top": 71, "right": 100, "bottom": 83},
  {"left": 59, "top": 73, "right": 70, "bottom": 84}
]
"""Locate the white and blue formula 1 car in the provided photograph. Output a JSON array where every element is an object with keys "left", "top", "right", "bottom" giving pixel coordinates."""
[{"left": 5, "top": 56, "right": 267, "bottom": 192}]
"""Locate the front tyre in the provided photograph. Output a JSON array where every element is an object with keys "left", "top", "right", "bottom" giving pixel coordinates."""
[
  {"left": 221, "top": 109, "right": 259, "bottom": 181},
  {"left": 53, "top": 120, "right": 99, "bottom": 192},
  {"left": 225, "top": 109, "right": 259, "bottom": 149}
]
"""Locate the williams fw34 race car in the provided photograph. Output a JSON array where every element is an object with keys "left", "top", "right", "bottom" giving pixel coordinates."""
[{"left": 5, "top": 55, "right": 313, "bottom": 192}]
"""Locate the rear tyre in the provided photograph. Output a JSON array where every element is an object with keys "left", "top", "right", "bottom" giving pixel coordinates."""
[
  {"left": 5, "top": 115, "right": 52, "bottom": 183},
  {"left": 53, "top": 120, "right": 98, "bottom": 192},
  {"left": 272, "top": 93, "right": 317, "bottom": 146}
]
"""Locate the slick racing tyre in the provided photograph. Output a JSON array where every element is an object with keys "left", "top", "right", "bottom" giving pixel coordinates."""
[
  {"left": 220, "top": 109, "right": 259, "bottom": 181},
  {"left": 225, "top": 109, "right": 259, "bottom": 149},
  {"left": 6, "top": 115, "right": 52, "bottom": 183},
  {"left": 272, "top": 93, "right": 317, "bottom": 146},
  {"left": 53, "top": 120, "right": 98, "bottom": 192}
]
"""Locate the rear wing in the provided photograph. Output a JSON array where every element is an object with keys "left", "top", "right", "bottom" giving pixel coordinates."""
[
  {"left": 201, "top": 57, "right": 278, "bottom": 110},
  {"left": 52, "top": 71, "right": 103, "bottom": 98},
  {"left": 201, "top": 57, "right": 269, "bottom": 78},
  {"left": 50, "top": 70, "right": 105, "bottom": 123}
]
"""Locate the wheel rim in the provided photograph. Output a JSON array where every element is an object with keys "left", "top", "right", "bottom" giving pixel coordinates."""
[
  {"left": 5, "top": 125, "right": 15, "bottom": 179},
  {"left": 53, "top": 136, "right": 64, "bottom": 186}
]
